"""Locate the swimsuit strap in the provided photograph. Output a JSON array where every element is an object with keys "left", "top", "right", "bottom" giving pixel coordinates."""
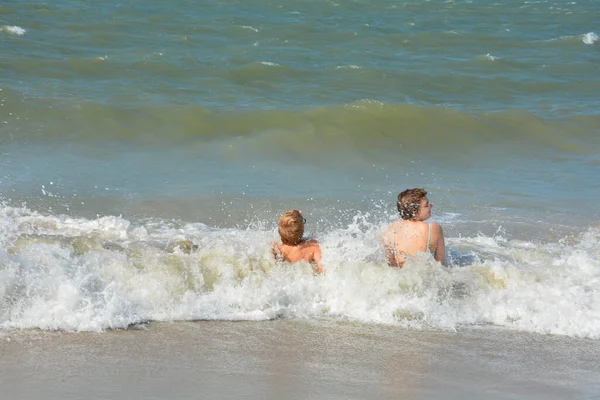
[{"left": 427, "top": 223, "right": 431, "bottom": 251}]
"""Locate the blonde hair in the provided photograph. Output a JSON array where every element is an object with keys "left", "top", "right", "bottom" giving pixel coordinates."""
[{"left": 278, "top": 210, "right": 304, "bottom": 245}]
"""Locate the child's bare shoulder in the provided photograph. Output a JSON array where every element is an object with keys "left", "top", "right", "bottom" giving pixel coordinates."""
[{"left": 300, "top": 238, "right": 320, "bottom": 248}]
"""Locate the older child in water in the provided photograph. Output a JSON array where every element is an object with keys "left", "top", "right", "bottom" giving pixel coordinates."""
[
  {"left": 383, "top": 188, "right": 445, "bottom": 268},
  {"left": 272, "top": 209, "right": 324, "bottom": 274}
]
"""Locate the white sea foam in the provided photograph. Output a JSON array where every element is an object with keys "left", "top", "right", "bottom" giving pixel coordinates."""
[
  {"left": 346, "top": 99, "right": 384, "bottom": 109},
  {"left": 259, "top": 61, "right": 280, "bottom": 66},
  {"left": 1, "top": 26, "right": 26, "bottom": 36},
  {"left": 582, "top": 32, "right": 598, "bottom": 45},
  {"left": 547, "top": 32, "right": 599, "bottom": 45},
  {"left": 1, "top": 206, "right": 599, "bottom": 338}
]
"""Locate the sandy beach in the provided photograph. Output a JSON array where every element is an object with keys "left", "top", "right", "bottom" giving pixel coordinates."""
[{"left": 2, "top": 320, "right": 599, "bottom": 399}]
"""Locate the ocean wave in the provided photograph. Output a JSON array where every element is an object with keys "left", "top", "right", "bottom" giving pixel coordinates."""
[
  {"left": 546, "top": 32, "right": 599, "bottom": 45},
  {"left": 1, "top": 206, "right": 599, "bottom": 338},
  {"left": 2, "top": 89, "right": 599, "bottom": 161}
]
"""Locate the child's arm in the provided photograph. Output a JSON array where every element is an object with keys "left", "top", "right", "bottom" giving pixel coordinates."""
[
  {"left": 272, "top": 242, "right": 281, "bottom": 260},
  {"left": 312, "top": 245, "right": 325, "bottom": 275},
  {"left": 431, "top": 223, "right": 445, "bottom": 265}
]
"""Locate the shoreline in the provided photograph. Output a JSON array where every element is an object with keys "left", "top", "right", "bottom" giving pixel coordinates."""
[{"left": 2, "top": 320, "right": 598, "bottom": 399}]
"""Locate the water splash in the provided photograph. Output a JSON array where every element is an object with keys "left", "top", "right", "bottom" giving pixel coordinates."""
[
  {"left": 582, "top": 32, "right": 598, "bottom": 45},
  {"left": 1, "top": 206, "right": 599, "bottom": 337},
  {"left": 1, "top": 26, "right": 26, "bottom": 35}
]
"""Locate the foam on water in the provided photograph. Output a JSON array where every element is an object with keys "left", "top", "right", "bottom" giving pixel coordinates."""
[
  {"left": 550, "top": 31, "right": 599, "bottom": 45},
  {"left": 241, "top": 25, "right": 259, "bottom": 33},
  {"left": 582, "top": 32, "right": 598, "bottom": 45},
  {"left": 1, "top": 25, "right": 26, "bottom": 35},
  {"left": 259, "top": 61, "right": 280, "bottom": 66},
  {"left": 1, "top": 205, "right": 599, "bottom": 338}
]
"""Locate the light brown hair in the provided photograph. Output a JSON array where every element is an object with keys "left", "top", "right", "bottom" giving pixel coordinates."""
[
  {"left": 278, "top": 209, "right": 304, "bottom": 245},
  {"left": 397, "top": 188, "right": 427, "bottom": 220}
]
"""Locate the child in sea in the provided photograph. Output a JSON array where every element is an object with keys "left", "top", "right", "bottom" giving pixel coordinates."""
[
  {"left": 272, "top": 209, "right": 324, "bottom": 274},
  {"left": 383, "top": 188, "right": 445, "bottom": 268}
]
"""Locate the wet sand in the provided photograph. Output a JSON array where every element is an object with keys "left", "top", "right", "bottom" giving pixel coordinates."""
[{"left": 1, "top": 320, "right": 599, "bottom": 400}]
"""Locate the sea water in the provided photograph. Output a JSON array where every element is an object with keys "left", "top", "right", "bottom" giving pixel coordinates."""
[{"left": 1, "top": 0, "right": 599, "bottom": 397}]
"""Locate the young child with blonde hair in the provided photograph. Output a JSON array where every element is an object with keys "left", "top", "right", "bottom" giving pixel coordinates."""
[{"left": 272, "top": 209, "right": 324, "bottom": 274}]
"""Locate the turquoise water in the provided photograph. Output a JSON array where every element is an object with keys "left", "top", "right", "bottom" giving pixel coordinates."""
[
  {"left": 1, "top": 0, "right": 598, "bottom": 224},
  {"left": 0, "top": 0, "right": 600, "bottom": 345},
  {"left": 2, "top": 1, "right": 599, "bottom": 112}
]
